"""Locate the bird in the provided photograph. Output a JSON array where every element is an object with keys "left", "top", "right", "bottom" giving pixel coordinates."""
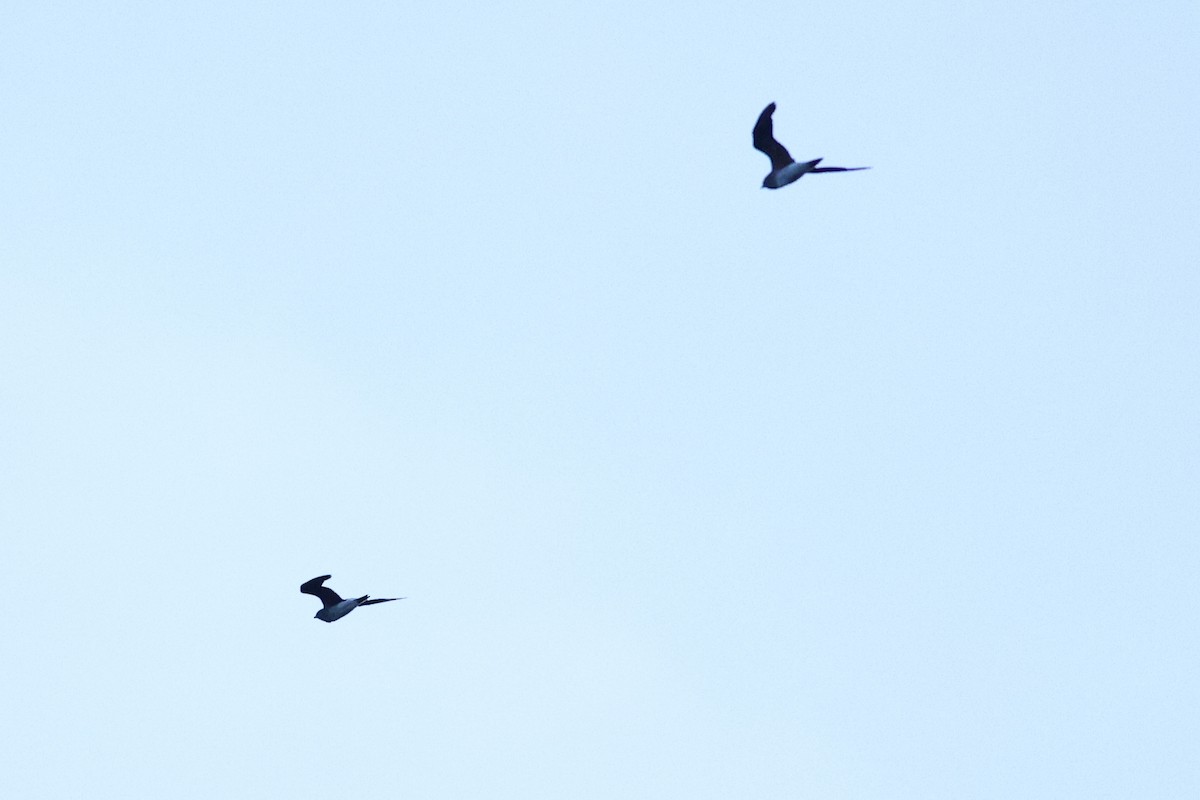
[
  {"left": 753, "top": 102, "right": 869, "bottom": 189},
  {"left": 300, "top": 574, "right": 405, "bottom": 623}
]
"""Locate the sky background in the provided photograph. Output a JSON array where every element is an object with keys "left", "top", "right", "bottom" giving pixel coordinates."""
[{"left": 2, "top": 2, "right": 1198, "bottom": 798}]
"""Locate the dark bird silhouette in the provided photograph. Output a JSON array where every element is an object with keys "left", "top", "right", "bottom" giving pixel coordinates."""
[
  {"left": 300, "top": 574, "right": 404, "bottom": 623},
  {"left": 753, "top": 102, "right": 869, "bottom": 189}
]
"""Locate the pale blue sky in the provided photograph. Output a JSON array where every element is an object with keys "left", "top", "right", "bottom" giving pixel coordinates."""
[{"left": 2, "top": 2, "right": 1197, "bottom": 798}]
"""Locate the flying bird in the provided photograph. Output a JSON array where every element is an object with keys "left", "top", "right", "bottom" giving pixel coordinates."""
[
  {"left": 300, "top": 574, "right": 404, "bottom": 623},
  {"left": 753, "top": 102, "right": 869, "bottom": 189}
]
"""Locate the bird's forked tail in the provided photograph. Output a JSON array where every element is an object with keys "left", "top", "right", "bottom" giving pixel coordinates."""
[{"left": 358, "top": 595, "right": 405, "bottom": 606}]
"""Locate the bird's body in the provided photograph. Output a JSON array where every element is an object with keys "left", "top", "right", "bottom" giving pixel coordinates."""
[
  {"left": 763, "top": 158, "right": 825, "bottom": 189},
  {"left": 753, "top": 102, "right": 868, "bottom": 189},
  {"left": 300, "top": 574, "right": 403, "bottom": 623},
  {"left": 316, "top": 597, "right": 368, "bottom": 623}
]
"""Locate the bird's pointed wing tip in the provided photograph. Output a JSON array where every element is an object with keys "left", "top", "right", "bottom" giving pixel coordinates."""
[{"left": 300, "top": 574, "right": 333, "bottom": 591}]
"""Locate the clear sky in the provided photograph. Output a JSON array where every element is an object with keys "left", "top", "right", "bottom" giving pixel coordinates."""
[{"left": 2, "top": 2, "right": 1197, "bottom": 798}]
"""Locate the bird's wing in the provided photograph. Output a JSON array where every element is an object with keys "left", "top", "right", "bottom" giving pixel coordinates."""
[
  {"left": 753, "top": 103, "right": 794, "bottom": 170},
  {"left": 811, "top": 166, "right": 870, "bottom": 172},
  {"left": 359, "top": 597, "right": 405, "bottom": 605},
  {"left": 300, "top": 575, "right": 343, "bottom": 607}
]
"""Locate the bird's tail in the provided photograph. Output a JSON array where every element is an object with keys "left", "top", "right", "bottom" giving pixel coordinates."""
[{"left": 359, "top": 596, "right": 405, "bottom": 605}]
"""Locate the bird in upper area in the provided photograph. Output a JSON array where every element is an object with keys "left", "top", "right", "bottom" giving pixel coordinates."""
[
  {"left": 300, "top": 574, "right": 405, "bottom": 623},
  {"left": 753, "top": 102, "right": 869, "bottom": 189}
]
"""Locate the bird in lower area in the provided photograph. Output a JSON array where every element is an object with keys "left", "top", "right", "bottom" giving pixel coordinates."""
[
  {"left": 300, "top": 574, "right": 404, "bottom": 623},
  {"left": 753, "top": 102, "right": 869, "bottom": 189}
]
